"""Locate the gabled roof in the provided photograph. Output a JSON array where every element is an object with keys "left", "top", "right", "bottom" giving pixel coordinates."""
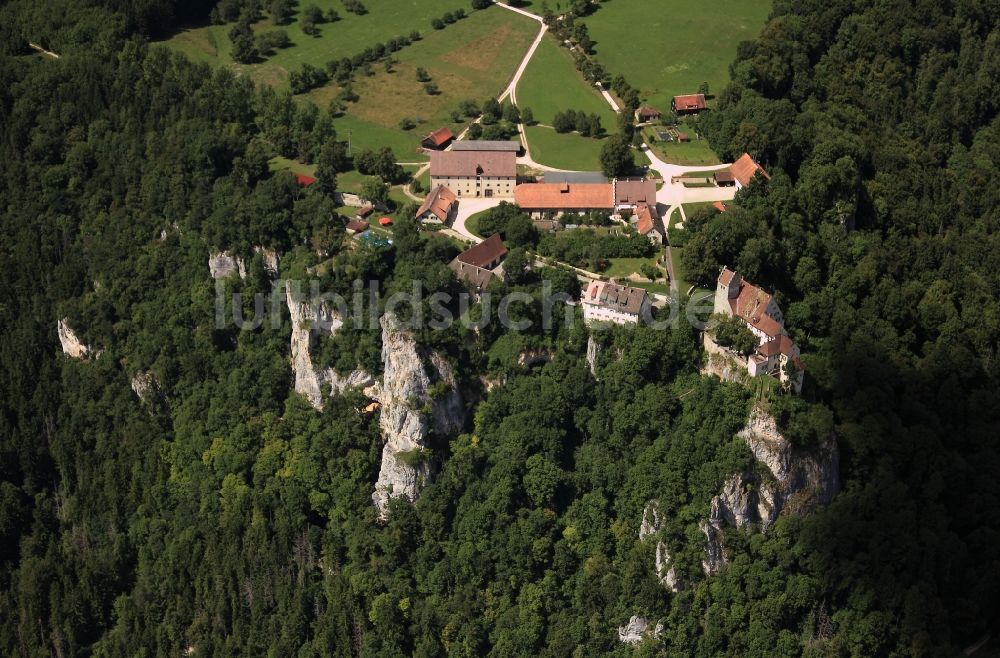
[
  {"left": 637, "top": 106, "right": 662, "bottom": 118},
  {"left": 673, "top": 93, "right": 706, "bottom": 111},
  {"left": 451, "top": 140, "right": 521, "bottom": 152},
  {"left": 731, "top": 281, "right": 782, "bottom": 337},
  {"left": 430, "top": 150, "right": 516, "bottom": 177},
  {"left": 719, "top": 267, "right": 737, "bottom": 286},
  {"left": 634, "top": 204, "right": 664, "bottom": 237},
  {"left": 730, "top": 153, "right": 770, "bottom": 188},
  {"left": 416, "top": 185, "right": 457, "bottom": 221},
  {"left": 345, "top": 220, "right": 368, "bottom": 233},
  {"left": 614, "top": 178, "right": 656, "bottom": 206},
  {"left": 450, "top": 259, "right": 497, "bottom": 290},
  {"left": 514, "top": 182, "right": 614, "bottom": 210},
  {"left": 456, "top": 233, "right": 507, "bottom": 269},
  {"left": 757, "top": 334, "right": 796, "bottom": 358},
  {"left": 295, "top": 173, "right": 317, "bottom": 186},
  {"left": 422, "top": 127, "right": 454, "bottom": 147},
  {"left": 583, "top": 280, "right": 648, "bottom": 314}
]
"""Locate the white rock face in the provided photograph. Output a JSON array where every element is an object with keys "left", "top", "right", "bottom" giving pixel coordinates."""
[
  {"left": 208, "top": 251, "right": 246, "bottom": 280},
  {"left": 617, "top": 616, "right": 662, "bottom": 645},
  {"left": 372, "top": 313, "right": 463, "bottom": 519},
  {"left": 286, "top": 282, "right": 373, "bottom": 410},
  {"left": 639, "top": 501, "right": 681, "bottom": 592},
  {"left": 586, "top": 335, "right": 601, "bottom": 376},
  {"left": 130, "top": 371, "right": 159, "bottom": 402},
  {"left": 700, "top": 404, "right": 840, "bottom": 575},
  {"left": 57, "top": 319, "right": 94, "bottom": 359}
]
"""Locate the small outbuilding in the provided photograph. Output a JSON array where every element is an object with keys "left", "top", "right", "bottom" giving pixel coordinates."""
[
  {"left": 635, "top": 106, "right": 662, "bottom": 122},
  {"left": 421, "top": 127, "right": 454, "bottom": 150},
  {"left": 672, "top": 93, "right": 707, "bottom": 115},
  {"left": 713, "top": 171, "right": 736, "bottom": 187}
]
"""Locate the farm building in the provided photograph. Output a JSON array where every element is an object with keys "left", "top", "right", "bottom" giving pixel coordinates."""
[
  {"left": 421, "top": 127, "right": 454, "bottom": 150},
  {"left": 430, "top": 151, "right": 516, "bottom": 198},
  {"left": 671, "top": 93, "right": 707, "bottom": 115},
  {"left": 541, "top": 171, "right": 608, "bottom": 184},
  {"left": 449, "top": 234, "right": 508, "bottom": 293},
  {"left": 415, "top": 185, "right": 457, "bottom": 225},
  {"left": 613, "top": 178, "right": 656, "bottom": 210},
  {"left": 635, "top": 106, "right": 662, "bottom": 122},
  {"left": 344, "top": 220, "right": 368, "bottom": 235},
  {"left": 451, "top": 140, "right": 522, "bottom": 154},
  {"left": 514, "top": 182, "right": 613, "bottom": 216},
  {"left": 729, "top": 153, "right": 770, "bottom": 189},
  {"left": 713, "top": 171, "right": 736, "bottom": 187},
  {"left": 582, "top": 280, "right": 651, "bottom": 326},
  {"left": 633, "top": 204, "right": 665, "bottom": 245}
]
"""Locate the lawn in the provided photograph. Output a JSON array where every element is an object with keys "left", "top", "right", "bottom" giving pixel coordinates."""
[
  {"left": 604, "top": 257, "right": 659, "bottom": 279},
  {"left": 645, "top": 127, "right": 721, "bottom": 166},
  {"left": 523, "top": 125, "right": 607, "bottom": 171},
  {"left": 160, "top": 5, "right": 538, "bottom": 159},
  {"left": 269, "top": 155, "right": 316, "bottom": 176},
  {"left": 516, "top": 35, "right": 619, "bottom": 128},
  {"left": 585, "top": 0, "right": 772, "bottom": 111}
]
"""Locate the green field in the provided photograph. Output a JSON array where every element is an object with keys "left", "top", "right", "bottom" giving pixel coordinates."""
[
  {"left": 523, "top": 125, "right": 606, "bottom": 171},
  {"left": 585, "top": 0, "right": 771, "bottom": 110},
  {"left": 163, "top": 0, "right": 472, "bottom": 83},
  {"left": 516, "top": 36, "right": 618, "bottom": 127},
  {"left": 161, "top": 5, "right": 537, "bottom": 159}
]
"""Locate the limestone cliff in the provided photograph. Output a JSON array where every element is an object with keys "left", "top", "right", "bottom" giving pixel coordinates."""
[
  {"left": 639, "top": 501, "right": 681, "bottom": 592},
  {"left": 57, "top": 319, "right": 98, "bottom": 359},
  {"left": 285, "top": 282, "right": 373, "bottom": 410},
  {"left": 208, "top": 251, "right": 245, "bottom": 280},
  {"left": 372, "top": 313, "right": 463, "bottom": 519},
  {"left": 617, "top": 616, "right": 662, "bottom": 645},
  {"left": 700, "top": 404, "right": 839, "bottom": 575},
  {"left": 130, "top": 371, "right": 160, "bottom": 403}
]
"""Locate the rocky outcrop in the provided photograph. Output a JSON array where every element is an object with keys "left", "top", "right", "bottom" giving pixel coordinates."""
[
  {"left": 286, "top": 282, "right": 373, "bottom": 410},
  {"left": 639, "top": 501, "right": 681, "bottom": 592},
  {"left": 586, "top": 335, "right": 601, "bottom": 376},
  {"left": 372, "top": 313, "right": 463, "bottom": 519},
  {"left": 700, "top": 404, "right": 839, "bottom": 575},
  {"left": 253, "top": 246, "right": 280, "bottom": 277},
  {"left": 130, "top": 371, "right": 159, "bottom": 403},
  {"left": 517, "top": 348, "right": 554, "bottom": 368},
  {"left": 209, "top": 251, "right": 246, "bottom": 280},
  {"left": 617, "top": 616, "right": 662, "bottom": 645},
  {"left": 57, "top": 319, "right": 97, "bottom": 359}
]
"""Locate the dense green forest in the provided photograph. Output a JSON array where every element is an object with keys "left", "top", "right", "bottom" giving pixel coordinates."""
[{"left": 1, "top": 0, "right": 998, "bottom": 656}]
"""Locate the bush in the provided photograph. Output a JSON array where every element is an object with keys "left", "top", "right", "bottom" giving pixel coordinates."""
[
  {"left": 423, "top": 82, "right": 439, "bottom": 95},
  {"left": 415, "top": 67, "right": 431, "bottom": 82},
  {"left": 431, "top": 18, "right": 444, "bottom": 29},
  {"left": 343, "top": 0, "right": 367, "bottom": 14},
  {"left": 399, "top": 117, "right": 416, "bottom": 130},
  {"left": 472, "top": 0, "right": 491, "bottom": 7},
  {"left": 443, "top": 11, "right": 455, "bottom": 23}
]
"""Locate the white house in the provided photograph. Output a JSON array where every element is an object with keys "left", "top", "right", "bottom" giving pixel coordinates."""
[{"left": 582, "top": 280, "right": 651, "bottom": 325}]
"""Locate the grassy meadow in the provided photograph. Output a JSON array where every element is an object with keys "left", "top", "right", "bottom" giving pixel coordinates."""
[
  {"left": 523, "top": 126, "right": 607, "bottom": 171},
  {"left": 585, "top": 0, "right": 771, "bottom": 111},
  {"left": 161, "top": 4, "right": 537, "bottom": 159}
]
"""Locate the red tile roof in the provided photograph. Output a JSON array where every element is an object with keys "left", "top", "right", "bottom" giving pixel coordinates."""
[
  {"left": 730, "top": 280, "right": 782, "bottom": 337},
  {"left": 514, "top": 182, "right": 613, "bottom": 210},
  {"left": 450, "top": 259, "right": 497, "bottom": 289},
  {"left": 673, "top": 94, "right": 706, "bottom": 111},
  {"left": 757, "top": 334, "right": 796, "bottom": 358},
  {"left": 584, "top": 280, "right": 648, "bottom": 314},
  {"left": 430, "top": 151, "right": 516, "bottom": 177},
  {"left": 295, "top": 173, "right": 317, "bottom": 186},
  {"left": 719, "top": 267, "right": 737, "bottom": 286},
  {"left": 634, "top": 204, "right": 663, "bottom": 237},
  {"left": 422, "top": 127, "right": 454, "bottom": 148},
  {"left": 713, "top": 201, "right": 728, "bottom": 212},
  {"left": 456, "top": 233, "right": 508, "bottom": 269},
  {"left": 416, "top": 185, "right": 457, "bottom": 221},
  {"left": 730, "top": 153, "right": 770, "bottom": 188}
]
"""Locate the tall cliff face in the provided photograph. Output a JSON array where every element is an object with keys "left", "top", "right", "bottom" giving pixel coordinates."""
[
  {"left": 372, "top": 313, "right": 463, "bottom": 519},
  {"left": 209, "top": 251, "right": 245, "bottom": 280},
  {"left": 57, "top": 319, "right": 98, "bottom": 359},
  {"left": 285, "top": 282, "right": 374, "bottom": 410},
  {"left": 700, "top": 404, "right": 840, "bottom": 575}
]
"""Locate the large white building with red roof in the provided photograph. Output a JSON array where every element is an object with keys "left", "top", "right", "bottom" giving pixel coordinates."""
[{"left": 713, "top": 267, "right": 804, "bottom": 392}]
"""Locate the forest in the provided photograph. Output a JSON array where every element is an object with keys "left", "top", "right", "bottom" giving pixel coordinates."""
[{"left": 0, "top": 0, "right": 998, "bottom": 656}]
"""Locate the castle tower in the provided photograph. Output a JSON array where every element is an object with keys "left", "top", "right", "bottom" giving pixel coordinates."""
[{"left": 714, "top": 267, "right": 741, "bottom": 315}]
